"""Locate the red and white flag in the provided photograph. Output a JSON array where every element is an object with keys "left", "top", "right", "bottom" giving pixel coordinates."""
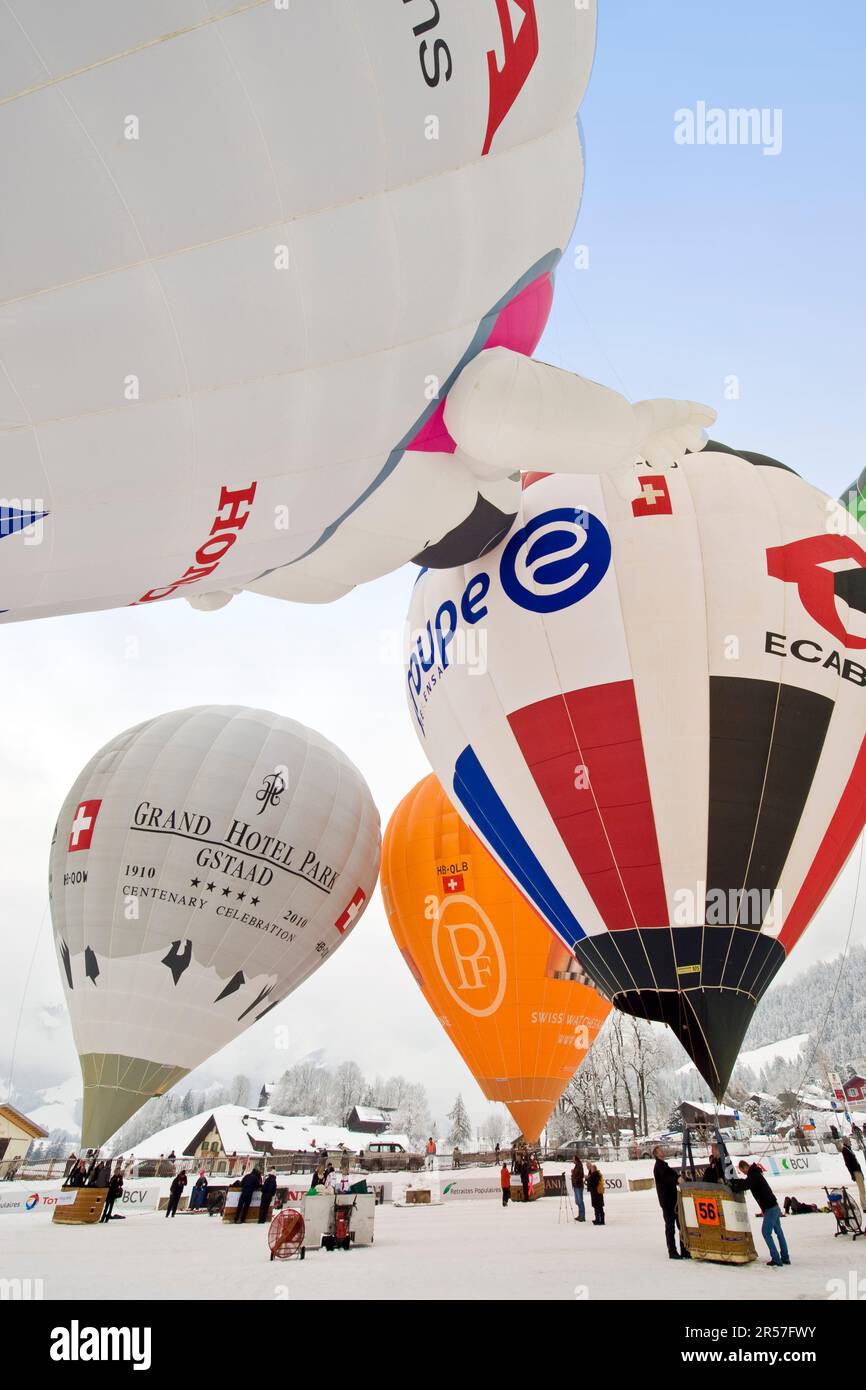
[
  {"left": 335, "top": 887, "right": 366, "bottom": 934},
  {"left": 632, "top": 475, "right": 672, "bottom": 517},
  {"left": 441, "top": 872, "right": 465, "bottom": 894},
  {"left": 68, "top": 799, "right": 102, "bottom": 852}
]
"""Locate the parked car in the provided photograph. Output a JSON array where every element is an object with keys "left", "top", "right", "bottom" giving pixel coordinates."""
[
  {"left": 552, "top": 1140, "right": 601, "bottom": 1161},
  {"left": 632, "top": 1132, "right": 681, "bottom": 1159}
]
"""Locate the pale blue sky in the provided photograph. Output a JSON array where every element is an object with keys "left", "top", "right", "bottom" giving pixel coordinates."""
[{"left": 543, "top": 0, "right": 865, "bottom": 495}]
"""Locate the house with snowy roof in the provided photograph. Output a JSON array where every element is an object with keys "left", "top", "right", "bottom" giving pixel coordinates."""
[
  {"left": 120, "top": 1104, "right": 379, "bottom": 1171},
  {"left": 345, "top": 1105, "right": 394, "bottom": 1134},
  {"left": 0, "top": 1102, "right": 48, "bottom": 1174}
]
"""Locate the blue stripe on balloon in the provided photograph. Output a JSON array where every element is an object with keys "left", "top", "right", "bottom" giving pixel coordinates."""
[
  {"left": 451, "top": 744, "right": 585, "bottom": 949},
  {"left": 1, "top": 507, "right": 48, "bottom": 538}
]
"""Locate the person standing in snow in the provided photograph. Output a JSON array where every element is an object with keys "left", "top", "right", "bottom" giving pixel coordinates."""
[
  {"left": 234, "top": 1166, "right": 262, "bottom": 1223},
  {"left": 586, "top": 1163, "right": 605, "bottom": 1225},
  {"left": 571, "top": 1155, "right": 586, "bottom": 1222},
  {"left": 189, "top": 1171, "right": 209, "bottom": 1210},
  {"left": 258, "top": 1169, "right": 278, "bottom": 1222},
  {"left": 518, "top": 1154, "right": 531, "bottom": 1203},
  {"left": 841, "top": 1138, "right": 866, "bottom": 1210},
  {"left": 653, "top": 1146, "right": 688, "bottom": 1258},
  {"left": 731, "top": 1160, "right": 790, "bottom": 1267},
  {"left": 100, "top": 1170, "right": 124, "bottom": 1222},
  {"left": 425, "top": 1137, "right": 436, "bottom": 1171},
  {"left": 500, "top": 1163, "right": 511, "bottom": 1207},
  {"left": 166, "top": 1169, "right": 187, "bottom": 1218}
]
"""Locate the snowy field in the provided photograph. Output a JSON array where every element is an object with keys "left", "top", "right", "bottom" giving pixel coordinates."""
[{"left": 2, "top": 1154, "right": 864, "bottom": 1302}]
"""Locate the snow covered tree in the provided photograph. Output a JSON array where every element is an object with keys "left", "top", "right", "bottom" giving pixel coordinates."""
[
  {"left": 326, "top": 1061, "right": 365, "bottom": 1125},
  {"left": 391, "top": 1082, "right": 432, "bottom": 1147},
  {"left": 270, "top": 1060, "right": 331, "bottom": 1116},
  {"left": 228, "top": 1074, "right": 252, "bottom": 1107},
  {"left": 485, "top": 1109, "right": 507, "bottom": 1149},
  {"left": 446, "top": 1094, "right": 472, "bottom": 1148}
]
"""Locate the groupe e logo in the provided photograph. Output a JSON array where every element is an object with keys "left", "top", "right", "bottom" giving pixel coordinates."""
[{"left": 499, "top": 507, "right": 612, "bottom": 614}]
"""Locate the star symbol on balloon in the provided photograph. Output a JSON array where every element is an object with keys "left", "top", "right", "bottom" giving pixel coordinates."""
[
  {"left": 190, "top": 878, "right": 201, "bottom": 888},
  {"left": 207, "top": 882, "right": 216, "bottom": 893},
  {"left": 251, "top": 897, "right": 260, "bottom": 907},
  {"left": 222, "top": 887, "right": 231, "bottom": 897},
  {"left": 237, "top": 892, "right": 246, "bottom": 902}
]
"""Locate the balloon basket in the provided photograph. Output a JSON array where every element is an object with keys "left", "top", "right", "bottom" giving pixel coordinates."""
[
  {"left": 52, "top": 1188, "right": 108, "bottom": 1225},
  {"left": 677, "top": 1182, "right": 757, "bottom": 1264}
]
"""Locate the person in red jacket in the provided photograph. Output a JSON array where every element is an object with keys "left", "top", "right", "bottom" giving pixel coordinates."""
[{"left": 500, "top": 1163, "right": 512, "bottom": 1208}]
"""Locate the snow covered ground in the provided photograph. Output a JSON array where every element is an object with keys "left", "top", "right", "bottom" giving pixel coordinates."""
[{"left": 2, "top": 1153, "right": 863, "bottom": 1301}]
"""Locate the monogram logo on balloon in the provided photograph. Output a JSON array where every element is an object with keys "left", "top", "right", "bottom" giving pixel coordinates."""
[
  {"left": 255, "top": 770, "right": 287, "bottom": 816},
  {"left": 499, "top": 507, "right": 612, "bottom": 613},
  {"left": 432, "top": 895, "right": 507, "bottom": 1019}
]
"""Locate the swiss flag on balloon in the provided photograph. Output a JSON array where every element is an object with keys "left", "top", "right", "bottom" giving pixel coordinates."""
[
  {"left": 442, "top": 873, "right": 465, "bottom": 894},
  {"left": 68, "top": 800, "right": 101, "bottom": 852},
  {"left": 334, "top": 887, "right": 366, "bottom": 935},
  {"left": 632, "top": 475, "right": 672, "bottom": 517}
]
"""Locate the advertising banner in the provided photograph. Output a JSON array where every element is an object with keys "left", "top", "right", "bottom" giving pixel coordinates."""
[{"left": 0, "top": 1189, "right": 76, "bottom": 1216}]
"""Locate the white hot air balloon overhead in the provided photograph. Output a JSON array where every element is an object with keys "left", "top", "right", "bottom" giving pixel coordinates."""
[
  {"left": 49, "top": 706, "right": 381, "bottom": 1145},
  {"left": 1, "top": 0, "right": 597, "bottom": 621}
]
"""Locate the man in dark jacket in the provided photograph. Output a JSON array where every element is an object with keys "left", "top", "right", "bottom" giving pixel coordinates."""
[
  {"left": 258, "top": 1169, "right": 278, "bottom": 1223},
  {"left": 100, "top": 1170, "right": 123, "bottom": 1222},
  {"left": 518, "top": 1155, "right": 531, "bottom": 1202},
  {"left": 235, "top": 1166, "right": 262, "bottom": 1223},
  {"left": 653, "top": 1146, "right": 689, "bottom": 1259},
  {"left": 571, "top": 1156, "right": 586, "bottom": 1222},
  {"left": 166, "top": 1170, "right": 187, "bottom": 1218},
  {"left": 731, "top": 1161, "right": 790, "bottom": 1266}
]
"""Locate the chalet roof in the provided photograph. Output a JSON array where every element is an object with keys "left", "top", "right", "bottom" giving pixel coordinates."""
[{"left": 0, "top": 1102, "right": 49, "bottom": 1140}]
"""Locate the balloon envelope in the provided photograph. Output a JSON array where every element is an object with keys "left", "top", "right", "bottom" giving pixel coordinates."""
[
  {"left": 49, "top": 706, "right": 380, "bottom": 1145},
  {"left": 0, "top": 0, "right": 595, "bottom": 620},
  {"left": 406, "top": 453, "right": 866, "bottom": 1097},
  {"left": 382, "top": 773, "right": 610, "bottom": 1142}
]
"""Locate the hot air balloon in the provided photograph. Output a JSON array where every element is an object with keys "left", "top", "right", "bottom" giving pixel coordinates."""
[
  {"left": 382, "top": 774, "right": 610, "bottom": 1143},
  {"left": 405, "top": 440, "right": 866, "bottom": 1099},
  {"left": 49, "top": 706, "right": 380, "bottom": 1146},
  {"left": 0, "top": 0, "right": 596, "bottom": 623}
]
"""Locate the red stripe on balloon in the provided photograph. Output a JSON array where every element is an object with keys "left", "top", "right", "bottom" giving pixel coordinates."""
[
  {"left": 508, "top": 680, "right": 669, "bottom": 931},
  {"left": 778, "top": 732, "right": 866, "bottom": 953}
]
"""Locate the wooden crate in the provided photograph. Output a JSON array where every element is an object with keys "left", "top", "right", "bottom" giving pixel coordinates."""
[
  {"left": 404, "top": 1189, "right": 431, "bottom": 1205},
  {"left": 52, "top": 1188, "right": 107, "bottom": 1225},
  {"left": 678, "top": 1182, "right": 757, "bottom": 1264},
  {"left": 510, "top": 1175, "right": 545, "bottom": 1202}
]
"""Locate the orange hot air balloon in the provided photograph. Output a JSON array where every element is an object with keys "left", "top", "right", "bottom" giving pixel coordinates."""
[{"left": 382, "top": 775, "right": 611, "bottom": 1143}]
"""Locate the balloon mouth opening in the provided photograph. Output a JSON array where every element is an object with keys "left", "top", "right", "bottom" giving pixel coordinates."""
[{"left": 612, "top": 988, "right": 758, "bottom": 1103}]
